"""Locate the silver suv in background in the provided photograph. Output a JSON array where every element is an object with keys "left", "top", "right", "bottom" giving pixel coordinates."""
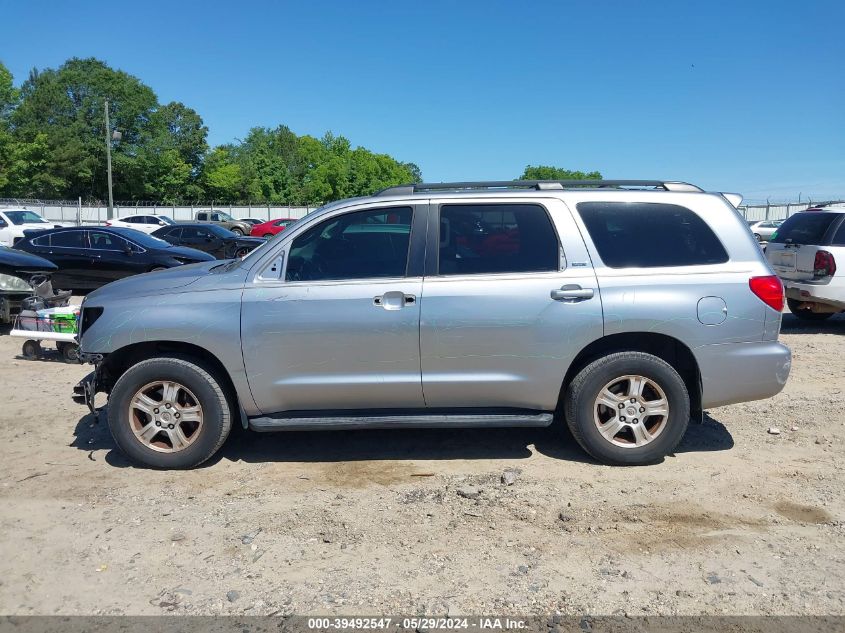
[
  {"left": 73, "top": 180, "right": 791, "bottom": 469},
  {"left": 766, "top": 207, "right": 845, "bottom": 320}
]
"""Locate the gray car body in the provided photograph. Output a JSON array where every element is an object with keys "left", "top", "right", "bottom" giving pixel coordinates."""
[
  {"left": 79, "top": 189, "right": 791, "bottom": 426},
  {"left": 194, "top": 211, "right": 253, "bottom": 235}
]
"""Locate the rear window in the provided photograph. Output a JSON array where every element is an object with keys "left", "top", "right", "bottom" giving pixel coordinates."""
[
  {"left": 770, "top": 212, "right": 840, "bottom": 245},
  {"left": 577, "top": 202, "right": 729, "bottom": 268}
]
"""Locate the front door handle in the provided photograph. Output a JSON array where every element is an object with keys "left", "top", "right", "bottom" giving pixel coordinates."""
[
  {"left": 373, "top": 291, "right": 416, "bottom": 310},
  {"left": 551, "top": 285, "right": 594, "bottom": 301}
]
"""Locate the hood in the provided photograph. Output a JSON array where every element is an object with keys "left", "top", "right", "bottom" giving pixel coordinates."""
[
  {"left": 0, "top": 247, "right": 58, "bottom": 276},
  {"left": 85, "top": 259, "right": 224, "bottom": 303},
  {"left": 231, "top": 236, "right": 266, "bottom": 246},
  {"left": 156, "top": 244, "right": 217, "bottom": 261}
]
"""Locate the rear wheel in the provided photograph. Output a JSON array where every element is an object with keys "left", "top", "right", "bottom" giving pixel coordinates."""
[
  {"left": 56, "top": 341, "right": 79, "bottom": 363},
  {"left": 787, "top": 298, "right": 834, "bottom": 321},
  {"left": 263, "top": 233, "right": 274, "bottom": 238},
  {"left": 230, "top": 227, "right": 244, "bottom": 236},
  {"left": 107, "top": 357, "right": 232, "bottom": 469},
  {"left": 564, "top": 352, "right": 690, "bottom": 465}
]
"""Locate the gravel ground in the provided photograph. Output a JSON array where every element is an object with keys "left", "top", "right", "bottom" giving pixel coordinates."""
[{"left": 0, "top": 312, "right": 843, "bottom": 616}]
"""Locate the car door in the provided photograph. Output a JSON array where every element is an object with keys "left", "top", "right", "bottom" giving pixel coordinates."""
[
  {"left": 87, "top": 231, "right": 142, "bottom": 285},
  {"left": 39, "top": 230, "right": 93, "bottom": 289},
  {"left": 180, "top": 226, "right": 220, "bottom": 256},
  {"left": 241, "top": 202, "right": 427, "bottom": 414},
  {"left": 419, "top": 198, "right": 603, "bottom": 411}
]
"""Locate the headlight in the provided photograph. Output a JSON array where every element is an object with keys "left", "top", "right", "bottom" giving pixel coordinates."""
[{"left": 0, "top": 273, "right": 32, "bottom": 292}]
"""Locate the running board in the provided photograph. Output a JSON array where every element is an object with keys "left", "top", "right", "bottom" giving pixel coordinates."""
[{"left": 248, "top": 411, "right": 554, "bottom": 432}]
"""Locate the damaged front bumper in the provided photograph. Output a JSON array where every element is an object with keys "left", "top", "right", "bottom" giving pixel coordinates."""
[{"left": 72, "top": 352, "right": 103, "bottom": 414}]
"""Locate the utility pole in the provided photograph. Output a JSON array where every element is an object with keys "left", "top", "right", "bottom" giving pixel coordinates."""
[{"left": 104, "top": 99, "right": 115, "bottom": 220}]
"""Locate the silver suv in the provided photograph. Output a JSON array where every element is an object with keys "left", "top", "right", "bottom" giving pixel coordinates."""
[{"left": 73, "top": 180, "right": 792, "bottom": 469}]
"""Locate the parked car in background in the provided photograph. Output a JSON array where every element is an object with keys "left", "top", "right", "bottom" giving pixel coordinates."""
[
  {"left": 106, "top": 214, "right": 176, "bottom": 234},
  {"left": 152, "top": 223, "right": 265, "bottom": 259},
  {"left": 73, "top": 179, "right": 791, "bottom": 469},
  {"left": 766, "top": 208, "right": 845, "bottom": 320},
  {"left": 241, "top": 218, "right": 263, "bottom": 226},
  {"left": 0, "top": 246, "right": 58, "bottom": 324},
  {"left": 14, "top": 227, "right": 214, "bottom": 290},
  {"left": 0, "top": 209, "right": 67, "bottom": 247},
  {"left": 748, "top": 219, "right": 784, "bottom": 242},
  {"left": 250, "top": 218, "right": 297, "bottom": 238},
  {"left": 194, "top": 210, "right": 252, "bottom": 235}
]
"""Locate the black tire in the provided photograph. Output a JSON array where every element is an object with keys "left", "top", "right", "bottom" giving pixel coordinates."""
[
  {"left": 149, "top": 266, "right": 167, "bottom": 273},
  {"left": 21, "top": 340, "right": 41, "bottom": 359},
  {"left": 230, "top": 227, "right": 244, "bottom": 236},
  {"left": 263, "top": 233, "right": 274, "bottom": 238},
  {"left": 753, "top": 233, "right": 762, "bottom": 242},
  {"left": 787, "top": 298, "right": 834, "bottom": 321},
  {"left": 234, "top": 247, "right": 250, "bottom": 258},
  {"left": 107, "top": 356, "right": 232, "bottom": 469},
  {"left": 564, "top": 352, "right": 690, "bottom": 466},
  {"left": 57, "top": 342, "right": 79, "bottom": 363}
]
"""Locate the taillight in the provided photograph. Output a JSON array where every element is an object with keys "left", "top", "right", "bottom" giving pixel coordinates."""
[
  {"left": 749, "top": 275, "right": 784, "bottom": 312},
  {"left": 814, "top": 250, "right": 836, "bottom": 278}
]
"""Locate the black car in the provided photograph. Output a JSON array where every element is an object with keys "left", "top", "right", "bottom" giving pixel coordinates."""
[
  {"left": 151, "top": 223, "right": 265, "bottom": 259},
  {"left": 0, "top": 246, "right": 58, "bottom": 324},
  {"left": 13, "top": 226, "right": 215, "bottom": 290}
]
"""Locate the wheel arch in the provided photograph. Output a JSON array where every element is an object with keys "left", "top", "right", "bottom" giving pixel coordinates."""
[
  {"left": 97, "top": 341, "right": 243, "bottom": 425},
  {"left": 558, "top": 332, "right": 702, "bottom": 421}
]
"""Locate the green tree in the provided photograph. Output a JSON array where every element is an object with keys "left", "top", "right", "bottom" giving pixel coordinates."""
[
  {"left": 519, "top": 165, "right": 602, "bottom": 181},
  {"left": 0, "top": 61, "right": 20, "bottom": 193}
]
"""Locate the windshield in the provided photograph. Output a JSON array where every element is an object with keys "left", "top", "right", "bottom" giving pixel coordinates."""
[
  {"left": 109, "top": 227, "right": 172, "bottom": 248},
  {"left": 236, "top": 211, "right": 316, "bottom": 267},
  {"left": 771, "top": 212, "right": 840, "bottom": 244},
  {"left": 217, "top": 212, "right": 235, "bottom": 222},
  {"left": 158, "top": 216, "right": 176, "bottom": 225},
  {"left": 4, "top": 210, "right": 49, "bottom": 225}
]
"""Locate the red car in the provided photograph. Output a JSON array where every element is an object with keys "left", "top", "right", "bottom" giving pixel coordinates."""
[{"left": 250, "top": 218, "right": 297, "bottom": 238}]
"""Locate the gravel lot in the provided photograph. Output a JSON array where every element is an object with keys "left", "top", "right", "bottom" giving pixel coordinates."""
[{"left": 0, "top": 312, "right": 843, "bottom": 616}]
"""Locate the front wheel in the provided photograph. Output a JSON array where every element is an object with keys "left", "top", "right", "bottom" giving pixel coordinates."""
[
  {"left": 787, "top": 298, "right": 834, "bottom": 321},
  {"left": 107, "top": 357, "right": 232, "bottom": 469},
  {"left": 564, "top": 352, "right": 690, "bottom": 465},
  {"left": 263, "top": 233, "right": 274, "bottom": 238}
]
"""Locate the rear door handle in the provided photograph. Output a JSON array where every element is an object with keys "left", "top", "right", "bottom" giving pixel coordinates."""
[
  {"left": 551, "top": 285, "right": 594, "bottom": 301},
  {"left": 373, "top": 291, "right": 416, "bottom": 310}
]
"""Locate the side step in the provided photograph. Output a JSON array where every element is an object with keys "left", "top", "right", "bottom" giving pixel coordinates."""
[{"left": 248, "top": 411, "right": 554, "bottom": 432}]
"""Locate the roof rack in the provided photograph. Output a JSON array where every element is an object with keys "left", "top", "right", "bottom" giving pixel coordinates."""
[{"left": 375, "top": 180, "right": 703, "bottom": 196}]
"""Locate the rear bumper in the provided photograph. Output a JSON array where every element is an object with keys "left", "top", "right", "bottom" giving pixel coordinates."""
[
  {"left": 695, "top": 341, "right": 791, "bottom": 409},
  {"left": 783, "top": 282, "right": 845, "bottom": 311}
]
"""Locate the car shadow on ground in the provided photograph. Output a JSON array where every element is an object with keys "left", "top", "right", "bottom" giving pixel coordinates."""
[
  {"left": 70, "top": 409, "right": 734, "bottom": 470},
  {"left": 781, "top": 312, "right": 845, "bottom": 334}
]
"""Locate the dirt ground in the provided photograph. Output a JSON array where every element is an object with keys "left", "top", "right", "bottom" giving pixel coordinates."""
[{"left": 0, "top": 312, "right": 843, "bottom": 617}]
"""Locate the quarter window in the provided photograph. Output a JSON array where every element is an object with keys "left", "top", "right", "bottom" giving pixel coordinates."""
[
  {"left": 285, "top": 207, "right": 413, "bottom": 282},
  {"left": 438, "top": 204, "right": 560, "bottom": 275},
  {"left": 577, "top": 202, "right": 729, "bottom": 268},
  {"left": 832, "top": 219, "right": 845, "bottom": 246},
  {"left": 89, "top": 232, "right": 127, "bottom": 250}
]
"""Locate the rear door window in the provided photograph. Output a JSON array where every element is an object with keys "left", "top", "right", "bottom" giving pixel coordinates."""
[
  {"left": 89, "top": 232, "right": 127, "bottom": 250},
  {"left": 50, "top": 231, "right": 87, "bottom": 248},
  {"left": 576, "top": 202, "right": 728, "bottom": 268},
  {"left": 438, "top": 204, "right": 560, "bottom": 275},
  {"left": 770, "top": 212, "right": 840, "bottom": 245}
]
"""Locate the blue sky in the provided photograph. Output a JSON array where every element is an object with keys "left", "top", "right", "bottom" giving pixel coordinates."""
[{"left": 3, "top": 0, "right": 844, "bottom": 203}]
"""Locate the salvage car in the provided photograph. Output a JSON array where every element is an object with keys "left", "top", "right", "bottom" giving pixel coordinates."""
[
  {"left": 0, "top": 208, "right": 66, "bottom": 247},
  {"left": 194, "top": 210, "right": 252, "bottom": 236},
  {"left": 106, "top": 214, "right": 176, "bottom": 234},
  {"left": 765, "top": 207, "right": 845, "bottom": 320},
  {"left": 74, "top": 180, "right": 791, "bottom": 469},
  {"left": 0, "top": 246, "right": 58, "bottom": 324},
  {"left": 151, "top": 223, "right": 265, "bottom": 259},
  {"left": 748, "top": 219, "right": 784, "bottom": 242},
  {"left": 14, "top": 226, "right": 214, "bottom": 290},
  {"left": 250, "top": 218, "right": 298, "bottom": 238}
]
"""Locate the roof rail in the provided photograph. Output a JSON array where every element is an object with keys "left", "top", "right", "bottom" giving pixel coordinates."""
[{"left": 375, "top": 180, "right": 703, "bottom": 196}]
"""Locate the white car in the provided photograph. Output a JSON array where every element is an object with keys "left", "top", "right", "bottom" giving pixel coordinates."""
[
  {"left": 106, "top": 214, "right": 176, "bottom": 234},
  {"left": 765, "top": 207, "right": 845, "bottom": 320},
  {"left": 0, "top": 208, "right": 66, "bottom": 247},
  {"left": 749, "top": 219, "right": 784, "bottom": 242}
]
